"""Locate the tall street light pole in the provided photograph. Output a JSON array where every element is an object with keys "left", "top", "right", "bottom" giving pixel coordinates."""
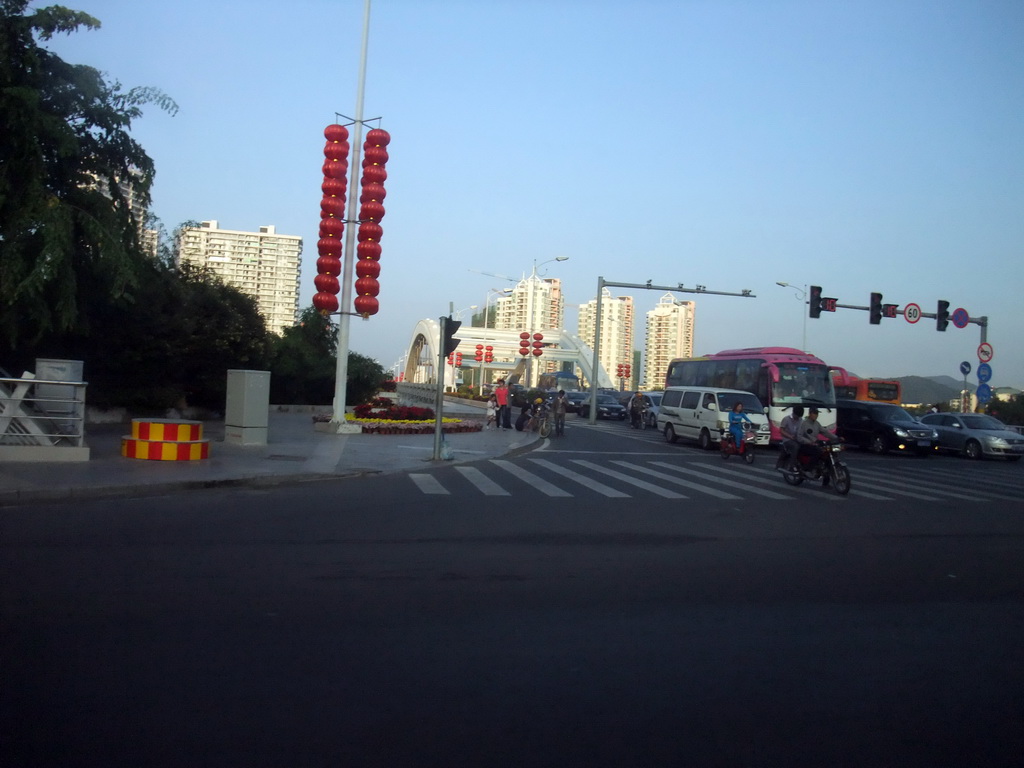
[
  {"left": 331, "top": 0, "right": 372, "bottom": 432},
  {"left": 776, "top": 281, "right": 807, "bottom": 351}
]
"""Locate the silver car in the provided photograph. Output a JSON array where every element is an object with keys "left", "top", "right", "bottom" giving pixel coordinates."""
[{"left": 919, "top": 413, "right": 1024, "bottom": 461}]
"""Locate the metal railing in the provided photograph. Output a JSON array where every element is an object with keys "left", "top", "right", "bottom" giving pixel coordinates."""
[{"left": 0, "top": 375, "right": 88, "bottom": 447}]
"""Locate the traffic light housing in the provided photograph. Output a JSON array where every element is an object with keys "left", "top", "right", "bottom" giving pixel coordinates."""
[
  {"left": 869, "top": 292, "right": 883, "bottom": 324},
  {"left": 809, "top": 285, "right": 822, "bottom": 318},
  {"left": 936, "top": 300, "right": 949, "bottom": 332},
  {"left": 441, "top": 315, "right": 461, "bottom": 356}
]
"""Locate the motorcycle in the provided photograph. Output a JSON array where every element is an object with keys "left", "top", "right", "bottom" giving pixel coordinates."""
[
  {"left": 778, "top": 439, "right": 851, "bottom": 495},
  {"left": 629, "top": 405, "right": 649, "bottom": 430},
  {"left": 718, "top": 423, "right": 757, "bottom": 463}
]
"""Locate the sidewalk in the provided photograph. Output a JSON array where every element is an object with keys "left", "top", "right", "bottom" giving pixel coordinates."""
[{"left": 0, "top": 401, "right": 540, "bottom": 505}]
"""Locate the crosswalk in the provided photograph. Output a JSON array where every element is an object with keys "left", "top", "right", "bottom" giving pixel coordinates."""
[{"left": 408, "top": 454, "right": 1024, "bottom": 503}]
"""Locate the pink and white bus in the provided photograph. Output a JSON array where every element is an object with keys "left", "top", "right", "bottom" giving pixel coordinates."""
[{"left": 664, "top": 347, "right": 837, "bottom": 439}]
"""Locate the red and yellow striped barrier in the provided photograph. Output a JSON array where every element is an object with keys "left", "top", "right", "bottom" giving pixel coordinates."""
[{"left": 122, "top": 419, "right": 210, "bottom": 461}]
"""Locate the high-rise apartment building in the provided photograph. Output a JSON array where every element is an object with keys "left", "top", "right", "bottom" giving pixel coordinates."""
[
  {"left": 177, "top": 220, "right": 302, "bottom": 334},
  {"left": 643, "top": 293, "right": 695, "bottom": 389},
  {"left": 493, "top": 274, "right": 565, "bottom": 333},
  {"left": 578, "top": 288, "right": 634, "bottom": 386}
]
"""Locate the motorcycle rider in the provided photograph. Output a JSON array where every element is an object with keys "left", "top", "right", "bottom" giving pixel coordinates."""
[
  {"left": 776, "top": 405, "right": 804, "bottom": 470},
  {"left": 728, "top": 401, "right": 753, "bottom": 449},
  {"left": 796, "top": 407, "right": 835, "bottom": 484}
]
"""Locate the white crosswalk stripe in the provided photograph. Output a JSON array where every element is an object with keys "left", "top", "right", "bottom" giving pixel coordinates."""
[
  {"left": 409, "top": 473, "right": 449, "bottom": 495},
  {"left": 528, "top": 458, "right": 630, "bottom": 497},
  {"left": 454, "top": 466, "right": 510, "bottom": 495},
  {"left": 491, "top": 459, "right": 572, "bottom": 497},
  {"left": 572, "top": 460, "right": 686, "bottom": 499},
  {"left": 654, "top": 462, "right": 795, "bottom": 500},
  {"left": 853, "top": 467, "right": 980, "bottom": 501},
  {"left": 740, "top": 464, "right": 896, "bottom": 501}
]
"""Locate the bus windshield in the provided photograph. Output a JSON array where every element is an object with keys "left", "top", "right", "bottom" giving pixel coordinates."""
[{"left": 772, "top": 363, "right": 835, "bottom": 405}]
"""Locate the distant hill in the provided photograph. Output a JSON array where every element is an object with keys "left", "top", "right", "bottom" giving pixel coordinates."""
[{"left": 892, "top": 375, "right": 969, "bottom": 405}]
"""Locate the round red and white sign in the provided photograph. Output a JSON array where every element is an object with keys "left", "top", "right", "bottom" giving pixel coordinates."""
[
  {"left": 903, "top": 303, "right": 921, "bottom": 324},
  {"left": 977, "top": 342, "right": 994, "bottom": 363}
]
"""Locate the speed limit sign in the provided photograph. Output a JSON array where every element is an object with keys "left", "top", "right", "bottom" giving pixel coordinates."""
[{"left": 904, "top": 303, "right": 921, "bottom": 324}]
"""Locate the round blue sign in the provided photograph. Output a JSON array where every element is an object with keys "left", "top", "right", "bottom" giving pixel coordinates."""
[
  {"left": 959, "top": 361, "right": 971, "bottom": 376},
  {"left": 952, "top": 307, "right": 970, "bottom": 329},
  {"left": 977, "top": 363, "right": 992, "bottom": 383},
  {"left": 976, "top": 383, "right": 993, "bottom": 404}
]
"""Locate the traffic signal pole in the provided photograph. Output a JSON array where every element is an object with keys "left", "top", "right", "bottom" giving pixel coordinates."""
[{"left": 585, "top": 277, "right": 756, "bottom": 424}]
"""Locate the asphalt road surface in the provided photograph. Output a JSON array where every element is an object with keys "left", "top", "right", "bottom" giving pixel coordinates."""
[{"left": 3, "top": 421, "right": 1023, "bottom": 767}]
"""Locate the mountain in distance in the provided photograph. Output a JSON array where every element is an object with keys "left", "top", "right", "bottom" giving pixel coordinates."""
[{"left": 891, "top": 375, "right": 971, "bottom": 405}]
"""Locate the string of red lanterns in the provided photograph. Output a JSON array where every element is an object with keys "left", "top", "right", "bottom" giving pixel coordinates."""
[
  {"left": 314, "top": 124, "right": 350, "bottom": 315},
  {"left": 353, "top": 127, "right": 390, "bottom": 318}
]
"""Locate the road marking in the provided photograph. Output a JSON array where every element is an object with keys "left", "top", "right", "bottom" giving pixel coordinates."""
[
  {"left": 409, "top": 474, "right": 449, "bottom": 495},
  {"left": 641, "top": 462, "right": 744, "bottom": 500},
  {"left": 455, "top": 466, "right": 510, "bottom": 496},
  {"left": 529, "top": 458, "right": 631, "bottom": 498},
  {"left": 491, "top": 459, "right": 572, "bottom": 497},
  {"left": 742, "top": 463, "right": 895, "bottom": 500},
  {"left": 573, "top": 460, "right": 686, "bottom": 498},
  {"left": 852, "top": 468, "right": 981, "bottom": 501},
  {"left": 662, "top": 462, "right": 794, "bottom": 500}
]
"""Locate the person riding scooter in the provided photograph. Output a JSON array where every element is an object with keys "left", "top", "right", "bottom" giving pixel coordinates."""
[{"left": 627, "top": 391, "right": 645, "bottom": 428}]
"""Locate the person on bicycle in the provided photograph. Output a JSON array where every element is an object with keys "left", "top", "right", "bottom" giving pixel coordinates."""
[
  {"left": 528, "top": 397, "right": 547, "bottom": 432},
  {"left": 627, "top": 391, "right": 645, "bottom": 428},
  {"left": 728, "top": 401, "right": 753, "bottom": 449}
]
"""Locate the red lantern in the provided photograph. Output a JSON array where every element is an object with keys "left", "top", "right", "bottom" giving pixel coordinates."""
[
  {"left": 363, "top": 145, "right": 389, "bottom": 165},
  {"left": 322, "top": 161, "right": 348, "bottom": 180},
  {"left": 357, "top": 241, "right": 382, "bottom": 260},
  {"left": 314, "top": 274, "right": 340, "bottom": 294},
  {"left": 319, "top": 217, "right": 344, "bottom": 238},
  {"left": 320, "top": 197, "right": 346, "bottom": 217},
  {"left": 519, "top": 332, "right": 530, "bottom": 339},
  {"left": 357, "top": 222, "right": 383, "bottom": 242},
  {"left": 313, "top": 292, "right": 339, "bottom": 314},
  {"left": 324, "top": 124, "right": 349, "bottom": 142},
  {"left": 532, "top": 341, "right": 543, "bottom": 349},
  {"left": 354, "top": 295, "right": 379, "bottom": 317},
  {"left": 355, "top": 259, "right": 380, "bottom": 278},
  {"left": 316, "top": 256, "right": 341, "bottom": 275},
  {"left": 360, "top": 182, "right": 386, "bottom": 202},
  {"left": 317, "top": 238, "right": 342, "bottom": 257},
  {"left": 475, "top": 344, "right": 484, "bottom": 362},
  {"left": 485, "top": 346, "right": 493, "bottom": 363},
  {"left": 361, "top": 164, "right": 387, "bottom": 184},
  {"left": 365, "top": 128, "right": 391, "bottom": 147},
  {"left": 533, "top": 332, "right": 544, "bottom": 341},
  {"left": 322, "top": 178, "right": 346, "bottom": 197},
  {"left": 359, "top": 201, "right": 385, "bottom": 222},
  {"left": 354, "top": 277, "right": 380, "bottom": 296},
  {"left": 323, "top": 141, "right": 350, "bottom": 161},
  {"left": 532, "top": 349, "right": 543, "bottom": 357}
]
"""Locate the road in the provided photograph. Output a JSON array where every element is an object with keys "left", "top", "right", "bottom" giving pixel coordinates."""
[{"left": 3, "top": 419, "right": 1023, "bottom": 767}]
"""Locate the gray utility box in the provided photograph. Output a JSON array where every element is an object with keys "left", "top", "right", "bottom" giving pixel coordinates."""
[{"left": 224, "top": 369, "right": 270, "bottom": 445}]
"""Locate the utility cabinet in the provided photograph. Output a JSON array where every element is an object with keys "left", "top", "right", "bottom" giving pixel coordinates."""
[{"left": 224, "top": 369, "right": 270, "bottom": 445}]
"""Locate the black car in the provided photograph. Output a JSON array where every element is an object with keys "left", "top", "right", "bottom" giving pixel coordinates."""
[
  {"left": 835, "top": 400, "right": 939, "bottom": 455},
  {"left": 563, "top": 391, "right": 590, "bottom": 414},
  {"left": 578, "top": 394, "right": 627, "bottom": 420}
]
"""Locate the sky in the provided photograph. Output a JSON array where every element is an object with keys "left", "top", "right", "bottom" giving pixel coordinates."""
[{"left": 42, "top": 0, "right": 1024, "bottom": 389}]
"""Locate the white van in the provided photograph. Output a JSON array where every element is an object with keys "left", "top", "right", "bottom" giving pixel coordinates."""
[{"left": 657, "top": 387, "right": 771, "bottom": 449}]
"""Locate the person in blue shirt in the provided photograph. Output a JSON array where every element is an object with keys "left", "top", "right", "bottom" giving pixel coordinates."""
[{"left": 728, "top": 401, "right": 753, "bottom": 449}]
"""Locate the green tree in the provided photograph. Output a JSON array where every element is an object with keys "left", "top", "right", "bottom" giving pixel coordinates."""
[
  {"left": 0, "top": 0, "right": 177, "bottom": 347},
  {"left": 268, "top": 307, "right": 338, "bottom": 404}
]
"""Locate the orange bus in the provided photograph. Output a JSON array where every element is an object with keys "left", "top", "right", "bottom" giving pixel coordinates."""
[{"left": 830, "top": 367, "right": 901, "bottom": 404}]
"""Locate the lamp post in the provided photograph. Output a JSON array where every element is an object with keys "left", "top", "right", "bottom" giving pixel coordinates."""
[
  {"left": 523, "top": 257, "right": 569, "bottom": 388},
  {"left": 776, "top": 281, "right": 808, "bottom": 351}
]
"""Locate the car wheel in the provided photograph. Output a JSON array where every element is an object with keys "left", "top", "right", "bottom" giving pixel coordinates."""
[
  {"left": 869, "top": 434, "right": 888, "bottom": 455},
  {"left": 664, "top": 424, "right": 678, "bottom": 444},
  {"left": 964, "top": 439, "right": 983, "bottom": 460},
  {"left": 698, "top": 429, "right": 713, "bottom": 451}
]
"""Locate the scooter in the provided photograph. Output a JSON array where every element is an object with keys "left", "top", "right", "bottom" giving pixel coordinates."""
[
  {"left": 778, "top": 440, "right": 851, "bottom": 495},
  {"left": 718, "top": 423, "right": 757, "bottom": 464},
  {"left": 630, "top": 405, "right": 649, "bottom": 430}
]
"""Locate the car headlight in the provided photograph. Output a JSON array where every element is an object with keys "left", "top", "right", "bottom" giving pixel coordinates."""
[
  {"left": 895, "top": 428, "right": 909, "bottom": 438},
  {"left": 987, "top": 437, "right": 1010, "bottom": 449},
  {"left": 930, "top": 430, "right": 938, "bottom": 439}
]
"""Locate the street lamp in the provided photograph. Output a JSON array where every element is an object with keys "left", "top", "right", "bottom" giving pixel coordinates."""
[
  {"left": 453, "top": 304, "right": 478, "bottom": 321},
  {"left": 776, "top": 281, "right": 808, "bottom": 351}
]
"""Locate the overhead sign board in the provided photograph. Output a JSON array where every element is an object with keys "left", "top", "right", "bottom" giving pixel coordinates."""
[
  {"left": 951, "top": 307, "right": 970, "bottom": 329},
  {"left": 978, "top": 342, "right": 994, "bottom": 363},
  {"left": 904, "top": 303, "right": 921, "bottom": 324}
]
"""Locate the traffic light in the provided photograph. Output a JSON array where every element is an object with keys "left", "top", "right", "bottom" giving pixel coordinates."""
[
  {"left": 869, "top": 292, "right": 883, "bottom": 324},
  {"left": 809, "top": 285, "right": 822, "bottom": 318},
  {"left": 936, "top": 300, "right": 949, "bottom": 332},
  {"left": 441, "top": 315, "right": 461, "bottom": 356}
]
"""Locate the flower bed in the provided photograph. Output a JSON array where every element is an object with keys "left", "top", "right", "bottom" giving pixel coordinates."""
[{"left": 311, "top": 403, "right": 482, "bottom": 435}]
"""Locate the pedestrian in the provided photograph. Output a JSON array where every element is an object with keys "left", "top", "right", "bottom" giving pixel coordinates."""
[
  {"left": 494, "top": 379, "right": 511, "bottom": 429},
  {"left": 552, "top": 390, "right": 568, "bottom": 436},
  {"left": 485, "top": 395, "right": 497, "bottom": 429}
]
